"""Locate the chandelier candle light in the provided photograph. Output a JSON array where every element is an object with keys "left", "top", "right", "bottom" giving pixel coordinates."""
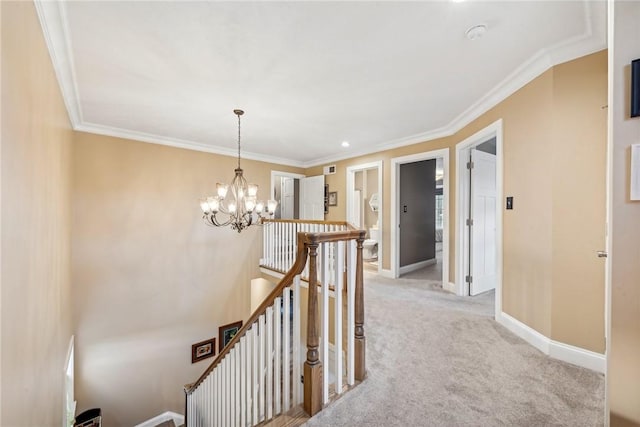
[{"left": 200, "top": 109, "right": 277, "bottom": 232}]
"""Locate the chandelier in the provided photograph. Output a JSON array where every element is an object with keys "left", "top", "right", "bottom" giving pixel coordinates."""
[{"left": 199, "top": 109, "right": 277, "bottom": 233}]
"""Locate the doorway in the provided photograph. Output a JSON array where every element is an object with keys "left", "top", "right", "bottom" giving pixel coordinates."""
[
  {"left": 390, "top": 148, "right": 450, "bottom": 287},
  {"left": 346, "top": 161, "right": 383, "bottom": 274},
  {"left": 271, "top": 171, "right": 326, "bottom": 220},
  {"left": 455, "top": 120, "right": 503, "bottom": 317}
]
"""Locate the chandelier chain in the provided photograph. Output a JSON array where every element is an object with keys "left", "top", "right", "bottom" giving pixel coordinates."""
[{"left": 237, "top": 112, "right": 241, "bottom": 169}]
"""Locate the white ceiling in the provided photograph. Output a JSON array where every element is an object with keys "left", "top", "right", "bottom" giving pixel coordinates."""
[{"left": 36, "top": 1, "right": 606, "bottom": 167}]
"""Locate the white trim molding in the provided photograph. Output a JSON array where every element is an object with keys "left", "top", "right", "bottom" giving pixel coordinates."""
[
  {"left": 379, "top": 269, "right": 394, "bottom": 279},
  {"left": 134, "top": 411, "right": 184, "bottom": 427},
  {"left": 398, "top": 259, "right": 436, "bottom": 276},
  {"left": 442, "top": 282, "right": 457, "bottom": 294},
  {"left": 36, "top": 1, "right": 606, "bottom": 168},
  {"left": 346, "top": 161, "right": 384, "bottom": 275},
  {"left": 454, "top": 119, "right": 503, "bottom": 317},
  {"left": 391, "top": 148, "right": 450, "bottom": 282},
  {"left": 497, "top": 312, "right": 605, "bottom": 374}
]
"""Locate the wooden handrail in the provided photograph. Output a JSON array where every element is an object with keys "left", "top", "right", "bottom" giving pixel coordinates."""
[{"left": 185, "top": 227, "right": 365, "bottom": 395}]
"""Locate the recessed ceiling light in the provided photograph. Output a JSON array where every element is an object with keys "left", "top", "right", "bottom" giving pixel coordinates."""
[
  {"left": 465, "top": 24, "right": 487, "bottom": 40},
  {"left": 341, "top": 141, "right": 350, "bottom": 148}
]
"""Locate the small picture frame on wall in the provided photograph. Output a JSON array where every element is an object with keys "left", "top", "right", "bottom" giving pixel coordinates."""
[
  {"left": 191, "top": 337, "right": 216, "bottom": 363},
  {"left": 219, "top": 321, "right": 243, "bottom": 350},
  {"left": 328, "top": 191, "right": 338, "bottom": 206}
]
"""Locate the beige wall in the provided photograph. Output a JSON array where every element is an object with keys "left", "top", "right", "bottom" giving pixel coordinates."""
[
  {"left": 72, "top": 132, "right": 303, "bottom": 425},
  {"left": 1, "top": 2, "right": 74, "bottom": 425},
  {"left": 310, "top": 51, "right": 607, "bottom": 352},
  {"left": 610, "top": 2, "right": 640, "bottom": 425},
  {"left": 551, "top": 53, "right": 607, "bottom": 352}
]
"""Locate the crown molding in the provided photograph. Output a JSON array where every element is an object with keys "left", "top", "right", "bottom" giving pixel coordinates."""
[
  {"left": 75, "top": 122, "right": 306, "bottom": 168},
  {"left": 303, "top": 1, "right": 606, "bottom": 168},
  {"left": 34, "top": 0, "right": 82, "bottom": 126},
  {"left": 37, "top": 0, "right": 606, "bottom": 169}
]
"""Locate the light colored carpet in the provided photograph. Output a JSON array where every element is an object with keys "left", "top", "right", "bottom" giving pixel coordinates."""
[{"left": 304, "top": 272, "right": 604, "bottom": 426}]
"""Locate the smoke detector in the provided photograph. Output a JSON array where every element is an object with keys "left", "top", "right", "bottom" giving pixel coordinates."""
[{"left": 465, "top": 24, "right": 487, "bottom": 40}]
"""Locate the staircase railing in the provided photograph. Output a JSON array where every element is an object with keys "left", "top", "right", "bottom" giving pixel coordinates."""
[
  {"left": 184, "top": 225, "right": 366, "bottom": 427},
  {"left": 260, "top": 219, "right": 350, "bottom": 276}
]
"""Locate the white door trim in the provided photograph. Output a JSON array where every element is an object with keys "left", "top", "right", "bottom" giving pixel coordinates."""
[
  {"left": 270, "top": 170, "right": 305, "bottom": 200},
  {"left": 455, "top": 119, "right": 503, "bottom": 319},
  {"left": 391, "top": 148, "right": 449, "bottom": 284},
  {"left": 346, "top": 161, "right": 383, "bottom": 275}
]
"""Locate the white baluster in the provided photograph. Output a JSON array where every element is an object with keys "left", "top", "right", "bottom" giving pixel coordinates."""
[
  {"left": 252, "top": 323, "right": 259, "bottom": 424},
  {"left": 192, "top": 385, "right": 196, "bottom": 427},
  {"left": 285, "top": 222, "right": 289, "bottom": 270},
  {"left": 335, "top": 240, "right": 344, "bottom": 395},
  {"left": 237, "top": 345, "right": 242, "bottom": 425},
  {"left": 186, "top": 394, "right": 190, "bottom": 427},
  {"left": 211, "top": 367, "right": 218, "bottom": 425},
  {"left": 216, "top": 365, "right": 222, "bottom": 426},
  {"left": 273, "top": 223, "right": 278, "bottom": 271},
  {"left": 266, "top": 306, "right": 274, "bottom": 420},
  {"left": 274, "top": 296, "right": 282, "bottom": 415},
  {"left": 265, "top": 222, "right": 270, "bottom": 268},
  {"left": 279, "top": 222, "right": 284, "bottom": 271},
  {"left": 263, "top": 222, "right": 266, "bottom": 266},
  {"left": 268, "top": 221, "right": 274, "bottom": 269},
  {"left": 292, "top": 275, "right": 302, "bottom": 404},
  {"left": 221, "top": 358, "right": 226, "bottom": 427},
  {"left": 209, "top": 374, "right": 214, "bottom": 425},
  {"left": 283, "top": 287, "right": 291, "bottom": 411},
  {"left": 259, "top": 314, "right": 266, "bottom": 422},
  {"left": 321, "top": 242, "right": 330, "bottom": 404},
  {"left": 245, "top": 329, "right": 252, "bottom": 426},
  {"left": 232, "top": 351, "right": 238, "bottom": 427},
  {"left": 347, "top": 239, "right": 356, "bottom": 386},
  {"left": 290, "top": 222, "right": 295, "bottom": 269},
  {"left": 204, "top": 376, "right": 209, "bottom": 426},
  {"left": 240, "top": 336, "right": 246, "bottom": 427}
]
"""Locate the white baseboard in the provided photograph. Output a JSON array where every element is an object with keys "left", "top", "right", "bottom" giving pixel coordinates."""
[
  {"left": 260, "top": 267, "right": 284, "bottom": 280},
  {"left": 496, "top": 312, "right": 605, "bottom": 373},
  {"left": 380, "top": 268, "right": 395, "bottom": 278},
  {"left": 442, "top": 281, "right": 457, "bottom": 294},
  {"left": 135, "top": 411, "right": 184, "bottom": 427},
  {"left": 549, "top": 339, "right": 606, "bottom": 373},
  {"left": 497, "top": 312, "right": 550, "bottom": 354},
  {"left": 398, "top": 258, "right": 436, "bottom": 275}
]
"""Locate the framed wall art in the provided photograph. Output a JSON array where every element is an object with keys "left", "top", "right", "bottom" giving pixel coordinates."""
[
  {"left": 219, "top": 320, "right": 243, "bottom": 350},
  {"left": 191, "top": 337, "right": 216, "bottom": 363}
]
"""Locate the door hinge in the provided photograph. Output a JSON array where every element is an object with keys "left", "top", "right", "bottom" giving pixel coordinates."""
[
  {"left": 467, "top": 161, "right": 474, "bottom": 170},
  {"left": 466, "top": 218, "right": 474, "bottom": 226},
  {"left": 465, "top": 275, "right": 473, "bottom": 284}
]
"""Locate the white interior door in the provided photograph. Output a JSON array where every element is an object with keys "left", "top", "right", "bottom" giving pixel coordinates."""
[
  {"left": 300, "top": 175, "right": 325, "bottom": 220},
  {"left": 470, "top": 148, "right": 497, "bottom": 295},
  {"left": 281, "top": 177, "right": 295, "bottom": 219}
]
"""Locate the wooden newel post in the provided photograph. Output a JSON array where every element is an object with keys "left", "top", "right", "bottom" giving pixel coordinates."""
[
  {"left": 355, "top": 236, "right": 366, "bottom": 381},
  {"left": 304, "top": 241, "right": 323, "bottom": 416}
]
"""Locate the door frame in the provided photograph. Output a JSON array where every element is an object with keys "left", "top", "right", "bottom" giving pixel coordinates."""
[
  {"left": 390, "top": 149, "right": 449, "bottom": 284},
  {"left": 270, "top": 170, "right": 306, "bottom": 218},
  {"left": 455, "top": 119, "right": 503, "bottom": 318},
  {"left": 346, "top": 161, "right": 383, "bottom": 275}
]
